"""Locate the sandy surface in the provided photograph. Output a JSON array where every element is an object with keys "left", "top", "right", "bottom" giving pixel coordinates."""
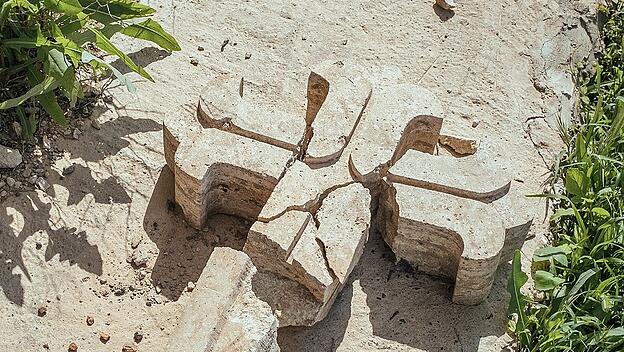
[{"left": 0, "top": 0, "right": 597, "bottom": 351}]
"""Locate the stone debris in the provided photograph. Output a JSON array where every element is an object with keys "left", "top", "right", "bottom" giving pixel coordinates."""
[
  {"left": 436, "top": 0, "right": 456, "bottom": 11},
  {"left": 0, "top": 144, "right": 22, "bottom": 169},
  {"left": 168, "top": 247, "right": 279, "bottom": 352},
  {"left": 162, "top": 61, "right": 538, "bottom": 338}
]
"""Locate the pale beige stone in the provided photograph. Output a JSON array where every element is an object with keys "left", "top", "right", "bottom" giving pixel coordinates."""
[
  {"left": 257, "top": 159, "right": 354, "bottom": 222},
  {"left": 303, "top": 61, "right": 373, "bottom": 166},
  {"left": 197, "top": 73, "right": 307, "bottom": 152},
  {"left": 245, "top": 183, "right": 370, "bottom": 326},
  {"left": 378, "top": 182, "right": 505, "bottom": 305},
  {"left": 388, "top": 149, "right": 511, "bottom": 202},
  {"left": 169, "top": 247, "right": 279, "bottom": 352},
  {"left": 438, "top": 134, "right": 479, "bottom": 156},
  {"left": 346, "top": 83, "right": 444, "bottom": 181},
  {"left": 173, "top": 127, "right": 292, "bottom": 229}
]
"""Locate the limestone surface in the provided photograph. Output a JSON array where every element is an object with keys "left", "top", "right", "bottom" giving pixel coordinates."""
[{"left": 169, "top": 247, "right": 279, "bottom": 352}]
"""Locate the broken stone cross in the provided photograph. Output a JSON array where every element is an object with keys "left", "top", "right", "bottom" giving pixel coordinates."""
[{"left": 162, "top": 61, "right": 535, "bottom": 329}]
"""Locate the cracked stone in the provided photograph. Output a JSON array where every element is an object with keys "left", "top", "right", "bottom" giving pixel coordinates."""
[{"left": 0, "top": 145, "right": 22, "bottom": 169}]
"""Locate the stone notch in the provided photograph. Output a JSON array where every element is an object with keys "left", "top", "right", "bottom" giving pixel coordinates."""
[
  {"left": 244, "top": 183, "right": 370, "bottom": 326},
  {"left": 168, "top": 247, "right": 279, "bottom": 352},
  {"left": 164, "top": 109, "right": 292, "bottom": 228}
]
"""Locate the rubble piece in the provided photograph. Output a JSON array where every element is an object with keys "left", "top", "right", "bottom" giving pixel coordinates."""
[
  {"left": 388, "top": 149, "right": 511, "bottom": 203},
  {"left": 245, "top": 183, "right": 370, "bottom": 326},
  {"left": 172, "top": 126, "right": 292, "bottom": 228},
  {"left": 169, "top": 247, "right": 279, "bottom": 352},
  {"left": 378, "top": 182, "right": 505, "bottom": 305},
  {"left": 438, "top": 134, "right": 479, "bottom": 156},
  {"left": 197, "top": 73, "right": 307, "bottom": 152},
  {"left": 0, "top": 144, "right": 22, "bottom": 169},
  {"left": 346, "top": 83, "right": 444, "bottom": 181},
  {"left": 303, "top": 61, "right": 373, "bottom": 165},
  {"left": 257, "top": 159, "right": 354, "bottom": 222}
]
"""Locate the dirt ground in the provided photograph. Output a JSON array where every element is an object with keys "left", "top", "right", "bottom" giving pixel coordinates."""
[{"left": 0, "top": 0, "right": 597, "bottom": 351}]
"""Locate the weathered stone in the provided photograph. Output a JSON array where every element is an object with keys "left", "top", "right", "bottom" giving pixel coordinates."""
[
  {"left": 0, "top": 145, "right": 22, "bottom": 169},
  {"left": 169, "top": 247, "right": 279, "bottom": 352},
  {"left": 438, "top": 134, "right": 479, "bottom": 156},
  {"left": 197, "top": 73, "right": 307, "bottom": 152},
  {"left": 171, "top": 126, "right": 291, "bottom": 228},
  {"left": 245, "top": 183, "right": 370, "bottom": 326},
  {"left": 303, "top": 61, "right": 373, "bottom": 165},
  {"left": 378, "top": 182, "right": 504, "bottom": 305},
  {"left": 387, "top": 149, "right": 511, "bottom": 202},
  {"left": 346, "top": 82, "right": 444, "bottom": 181}
]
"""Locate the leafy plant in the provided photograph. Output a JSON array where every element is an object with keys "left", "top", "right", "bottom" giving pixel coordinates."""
[
  {"left": 0, "top": 0, "right": 180, "bottom": 138},
  {"left": 507, "top": 2, "right": 624, "bottom": 351}
]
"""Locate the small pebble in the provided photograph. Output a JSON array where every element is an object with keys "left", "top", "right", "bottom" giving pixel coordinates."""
[
  {"left": 86, "top": 315, "right": 94, "bottom": 326},
  {"left": 187, "top": 281, "right": 196, "bottom": 292},
  {"left": 244, "top": 52, "right": 252, "bottom": 59},
  {"left": 134, "top": 330, "right": 143, "bottom": 343},
  {"left": 197, "top": 46, "right": 205, "bottom": 51},
  {"left": 190, "top": 58, "right": 199, "bottom": 66},
  {"left": 122, "top": 345, "right": 137, "bottom": 352},
  {"left": 99, "top": 332, "right": 110, "bottom": 343},
  {"left": 68, "top": 342, "right": 78, "bottom": 351},
  {"left": 37, "top": 305, "right": 47, "bottom": 317},
  {"left": 472, "top": 119, "right": 481, "bottom": 128},
  {"left": 62, "top": 164, "right": 76, "bottom": 176},
  {"left": 6, "top": 177, "right": 15, "bottom": 187}
]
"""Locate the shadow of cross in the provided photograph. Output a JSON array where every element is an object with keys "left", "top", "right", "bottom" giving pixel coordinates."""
[{"left": 162, "top": 61, "right": 535, "bottom": 335}]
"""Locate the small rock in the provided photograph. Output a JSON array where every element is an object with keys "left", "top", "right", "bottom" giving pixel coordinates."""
[
  {"left": 122, "top": 346, "right": 137, "bottom": 352},
  {"left": 435, "top": 0, "right": 456, "bottom": 10},
  {"left": 91, "top": 119, "right": 101, "bottom": 130},
  {"left": 86, "top": 315, "right": 94, "bottom": 326},
  {"left": 99, "top": 332, "right": 110, "bottom": 343},
  {"left": 342, "top": 39, "right": 348, "bottom": 45},
  {"left": 68, "top": 342, "right": 78, "bottom": 352},
  {"left": 62, "top": 164, "right": 76, "bottom": 176},
  {"left": 13, "top": 180, "right": 21, "bottom": 188},
  {"left": 28, "top": 176, "right": 38, "bottom": 184},
  {"left": 190, "top": 58, "right": 199, "bottom": 66},
  {"left": 43, "top": 343, "right": 49, "bottom": 349},
  {"left": 37, "top": 305, "right": 47, "bottom": 317},
  {"left": 134, "top": 330, "right": 143, "bottom": 343},
  {"left": 244, "top": 52, "right": 252, "bottom": 59},
  {"left": 72, "top": 128, "right": 81, "bottom": 140},
  {"left": 132, "top": 245, "right": 150, "bottom": 267},
  {"left": 472, "top": 119, "right": 481, "bottom": 128},
  {"left": 43, "top": 136, "right": 52, "bottom": 149},
  {"left": 197, "top": 45, "right": 205, "bottom": 51},
  {"left": 22, "top": 167, "right": 32, "bottom": 178},
  {"left": 35, "top": 242, "right": 43, "bottom": 250},
  {"left": 155, "top": 286, "right": 161, "bottom": 294},
  {"left": 0, "top": 145, "right": 23, "bottom": 169},
  {"left": 187, "top": 281, "right": 195, "bottom": 292},
  {"left": 0, "top": 191, "right": 7, "bottom": 198},
  {"left": 6, "top": 177, "right": 15, "bottom": 187},
  {"left": 36, "top": 177, "right": 50, "bottom": 191}
]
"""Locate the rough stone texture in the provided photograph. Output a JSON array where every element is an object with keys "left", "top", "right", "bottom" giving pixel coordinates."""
[
  {"left": 0, "top": 145, "right": 23, "bottom": 169},
  {"left": 345, "top": 79, "right": 444, "bottom": 181},
  {"left": 245, "top": 183, "right": 370, "bottom": 326},
  {"left": 197, "top": 73, "right": 307, "bottom": 152},
  {"left": 169, "top": 247, "right": 279, "bottom": 352},
  {"left": 380, "top": 146, "right": 536, "bottom": 305}
]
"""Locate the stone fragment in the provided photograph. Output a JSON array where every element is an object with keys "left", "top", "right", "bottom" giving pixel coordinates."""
[
  {"left": 0, "top": 145, "right": 22, "bottom": 169},
  {"left": 37, "top": 305, "right": 47, "bottom": 317},
  {"left": 438, "top": 134, "right": 479, "bottom": 156},
  {"left": 245, "top": 183, "right": 370, "bottom": 326},
  {"left": 388, "top": 149, "right": 511, "bottom": 202},
  {"left": 346, "top": 82, "right": 444, "bottom": 181},
  {"left": 378, "top": 182, "right": 505, "bottom": 305},
  {"left": 99, "top": 332, "right": 110, "bottom": 343},
  {"left": 302, "top": 61, "right": 373, "bottom": 165},
  {"left": 68, "top": 342, "right": 78, "bottom": 351},
  {"left": 168, "top": 247, "right": 279, "bottom": 352},
  {"left": 172, "top": 127, "right": 292, "bottom": 228},
  {"left": 86, "top": 316, "right": 94, "bottom": 326},
  {"left": 197, "top": 73, "right": 307, "bottom": 152},
  {"left": 436, "top": 0, "right": 456, "bottom": 10},
  {"left": 131, "top": 245, "right": 150, "bottom": 267}
]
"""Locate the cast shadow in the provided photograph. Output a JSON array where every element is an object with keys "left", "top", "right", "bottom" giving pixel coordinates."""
[
  {"left": 111, "top": 47, "right": 172, "bottom": 75},
  {"left": 0, "top": 194, "right": 103, "bottom": 306},
  {"left": 278, "top": 229, "right": 513, "bottom": 351},
  {"left": 143, "top": 166, "right": 250, "bottom": 301}
]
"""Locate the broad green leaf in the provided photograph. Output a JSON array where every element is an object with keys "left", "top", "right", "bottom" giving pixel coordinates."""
[
  {"left": 568, "top": 268, "right": 598, "bottom": 299},
  {"left": 120, "top": 19, "right": 181, "bottom": 51},
  {"left": 81, "top": 51, "right": 136, "bottom": 93},
  {"left": 44, "top": 0, "right": 83, "bottom": 15},
  {"left": 533, "top": 245, "right": 571, "bottom": 266},
  {"left": 591, "top": 207, "right": 611, "bottom": 218},
  {"left": 27, "top": 68, "right": 67, "bottom": 125},
  {"left": 507, "top": 250, "right": 529, "bottom": 346},
  {"left": 0, "top": 76, "right": 58, "bottom": 109},
  {"left": 88, "top": 26, "right": 154, "bottom": 82},
  {"left": 81, "top": 0, "right": 155, "bottom": 24},
  {"left": 45, "top": 48, "right": 70, "bottom": 78},
  {"left": 534, "top": 270, "right": 566, "bottom": 291},
  {"left": 606, "top": 327, "right": 624, "bottom": 338},
  {"left": 551, "top": 207, "right": 575, "bottom": 222},
  {"left": 565, "top": 168, "right": 589, "bottom": 197}
]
